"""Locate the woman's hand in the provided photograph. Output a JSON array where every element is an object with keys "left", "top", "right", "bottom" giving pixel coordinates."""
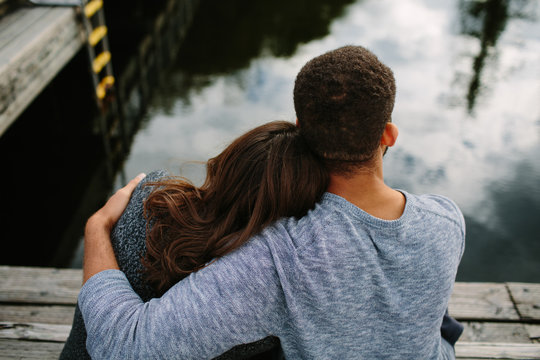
[
  {"left": 83, "top": 173, "right": 146, "bottom": 283},
  {"left": 87, "top": 173, "right": 146, "bottom": 231}
]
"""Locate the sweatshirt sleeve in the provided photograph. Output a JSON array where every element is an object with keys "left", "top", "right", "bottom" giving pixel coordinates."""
[{"left": 79, "top": 237, "right": 285, "bottom": 360}]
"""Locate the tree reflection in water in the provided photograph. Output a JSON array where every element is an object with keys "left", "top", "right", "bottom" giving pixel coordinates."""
[
  {"left": 458, "top": 0, "right": 537, "bottom": 113},
  {"left": 178, "top": 0, "right": 356, "bottom": 74}
]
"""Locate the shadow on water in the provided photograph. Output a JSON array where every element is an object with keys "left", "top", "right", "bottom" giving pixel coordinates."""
[
  {"left": 458, "top": 0, "right": 536, "bottom": 113},
  {"left": 0, "top": 50, "right": 102, "bottom": 267},
  {"left": 150, "top": 0, "right": 356, "bottom": 112},
  {"left": 178, "top": 0, "right": 356, "bottom": 74}
]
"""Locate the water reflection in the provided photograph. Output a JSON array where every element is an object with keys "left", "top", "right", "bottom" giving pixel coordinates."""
[
  {"left": 177, "top": 0, "right": 356, "bottom": 74},
  {"left": 457, "top": 0, "right": 537, "bottom": 113},
  {"left": 112, "top": 0, "right": 539, "bottom": 281},
  {"left": 458, "top": 146, "right": 540, "bottom": 282},
  {"left": 149, "top": 0, "right": 356, "bottom": 115}
]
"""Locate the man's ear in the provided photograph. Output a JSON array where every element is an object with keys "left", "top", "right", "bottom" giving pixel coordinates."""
[
  {"left": 381, "top": 123, "right": 398, "bottom": 147},
  {"left": 295, "top": 118, "right": 300, "bottom": 127}
]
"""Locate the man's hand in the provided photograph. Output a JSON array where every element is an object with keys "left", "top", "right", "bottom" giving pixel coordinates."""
[{"left": 83, "top": 173, "right": 146, "bottom": 283}]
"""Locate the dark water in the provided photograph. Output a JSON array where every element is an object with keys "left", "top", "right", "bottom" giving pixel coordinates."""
[
  {"left": 13, "top": 0, "right": 537, "bottom": 282},
  {"left": 0, "top": 1, "right": 170, "bottom": 267},
  {"left": 100, "top": 0, "right": 540, "bottom": 282}
]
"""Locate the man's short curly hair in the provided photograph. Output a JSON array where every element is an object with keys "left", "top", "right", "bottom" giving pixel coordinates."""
[{"left": 294, "top": 45, "right": 396, "bottom": 173}]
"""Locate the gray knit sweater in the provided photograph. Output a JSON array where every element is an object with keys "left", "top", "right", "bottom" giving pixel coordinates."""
[{"left": 60, "top": 170, "right": 280, "bottom": 359}]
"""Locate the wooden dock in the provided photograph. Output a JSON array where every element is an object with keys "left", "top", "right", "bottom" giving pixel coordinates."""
[
  {"left": 0, "top": 0, "right": 199, "bottom": 138},
  {"left": 0, "top": 3, "right": 85, "bottom": 136},
  {"left": 0, "top": 266, "right": 539, "bottom": 359}
]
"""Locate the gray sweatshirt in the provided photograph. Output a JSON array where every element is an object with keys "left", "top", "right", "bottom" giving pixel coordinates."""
[{"left": 79, "top": 184, "right": 465, "bottom": 359}]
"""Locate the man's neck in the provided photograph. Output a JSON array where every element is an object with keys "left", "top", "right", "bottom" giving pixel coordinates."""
[{"left": 326, "top": 165, "right": 405, "bottom": 220}]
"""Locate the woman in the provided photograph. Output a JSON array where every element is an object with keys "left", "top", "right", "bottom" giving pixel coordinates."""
[{"left": 61, "top": 121, "right": 329, "bottom": 359}]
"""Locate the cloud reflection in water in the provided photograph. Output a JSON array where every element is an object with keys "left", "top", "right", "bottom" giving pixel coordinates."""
[{"left": 119, "top": 0, "right": 540, "bottom": 281}]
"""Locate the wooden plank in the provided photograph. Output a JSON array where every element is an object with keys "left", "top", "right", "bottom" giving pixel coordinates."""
[
  {"left": 0, "top": 266, "right": 530, "bottom": 320},
  {"left": 525, "top": 324, "right": 540, "bottom": 343},
  {"left": 0, "top": 338, "right": 63, "bottom": 359},
  {"left": 449, "top": 283, "right": 520, "bottom": 321},
  {"left": 0, "top": 266, "right": 539, "bottom": 358},
  {"left": 0, "top": 7, "right": 55, "bottom": 63},
  {"left": 0, "top": 321, "right": 70, "bottom": 342},
  {"left": 507, "top": 282, "right": 540, "bottom": 321},
  {"left": 461, "top": 321, "right": 532, "bottom": 343},
  {"left": 0, "top": 266, "right": 81, "bottom": 304},
  {"left": 0, "top": 6, "right": 85, "bottom": 136},
  {"left": 455, "top": 342, "right": 540, "bottom": 359},
  {"left": 0, "top": 304, "right": 75, "bottom": 324},
  {"left": 0, "top": 7, "right": 48, "bottom": 48}
]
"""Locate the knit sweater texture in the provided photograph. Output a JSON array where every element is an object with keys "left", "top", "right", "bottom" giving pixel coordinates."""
[
  {"left": 78, "top": 172, "right": 465, "bottom": 359},
  {"left": 60, "top": 170, "right": 280, "bottom": 359}
]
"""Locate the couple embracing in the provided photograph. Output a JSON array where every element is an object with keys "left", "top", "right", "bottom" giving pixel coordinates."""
[{"left": 62, "top": 45, "right": 465, "bottom": 359}]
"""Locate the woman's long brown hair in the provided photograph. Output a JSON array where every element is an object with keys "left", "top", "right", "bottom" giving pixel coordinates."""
[{"left": 142, "top": 121, "right": 329, "bottom": 295}]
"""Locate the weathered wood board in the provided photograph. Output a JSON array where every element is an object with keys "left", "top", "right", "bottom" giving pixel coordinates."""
[
  {"left": 0, "top": 5, "right": 86, "bottom": 135},
  {"left": 525, "top": 324, "right": 540, "bottom": 343},
  {"left": 0, "top": 265, "right": 81, "bottom": 304},
  {"left": 0, "top": 338, "right": 64, "bottom": 359},
  {"left": 1, "top": 267, "right": 540, "bottom": 359},
  {"left": 455, "top": 342, "right": 540, "bottom": 359},
  {"left": 0, "top": 321, "right": 71, "bottom": 342},
  {"left": 0, "top": 304, "right": 75, "bottom": 324},
  {"left": 461, "top": 321, "right": 533, "bottom": 343},
  {"left": 507, "top": 282, "right": 540, "bottom": 321},
  {"left": 449, "top": 282, "right": 520, "bottom": 321}
]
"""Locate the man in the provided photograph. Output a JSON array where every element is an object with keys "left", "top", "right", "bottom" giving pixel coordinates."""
[{"left": 80, "top": 46, "right": 465, "bottom": 359}]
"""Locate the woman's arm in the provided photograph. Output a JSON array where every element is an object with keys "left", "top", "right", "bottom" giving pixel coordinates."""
[{"left": 83, "top": 173, "right": 146, "bottom": 283}]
